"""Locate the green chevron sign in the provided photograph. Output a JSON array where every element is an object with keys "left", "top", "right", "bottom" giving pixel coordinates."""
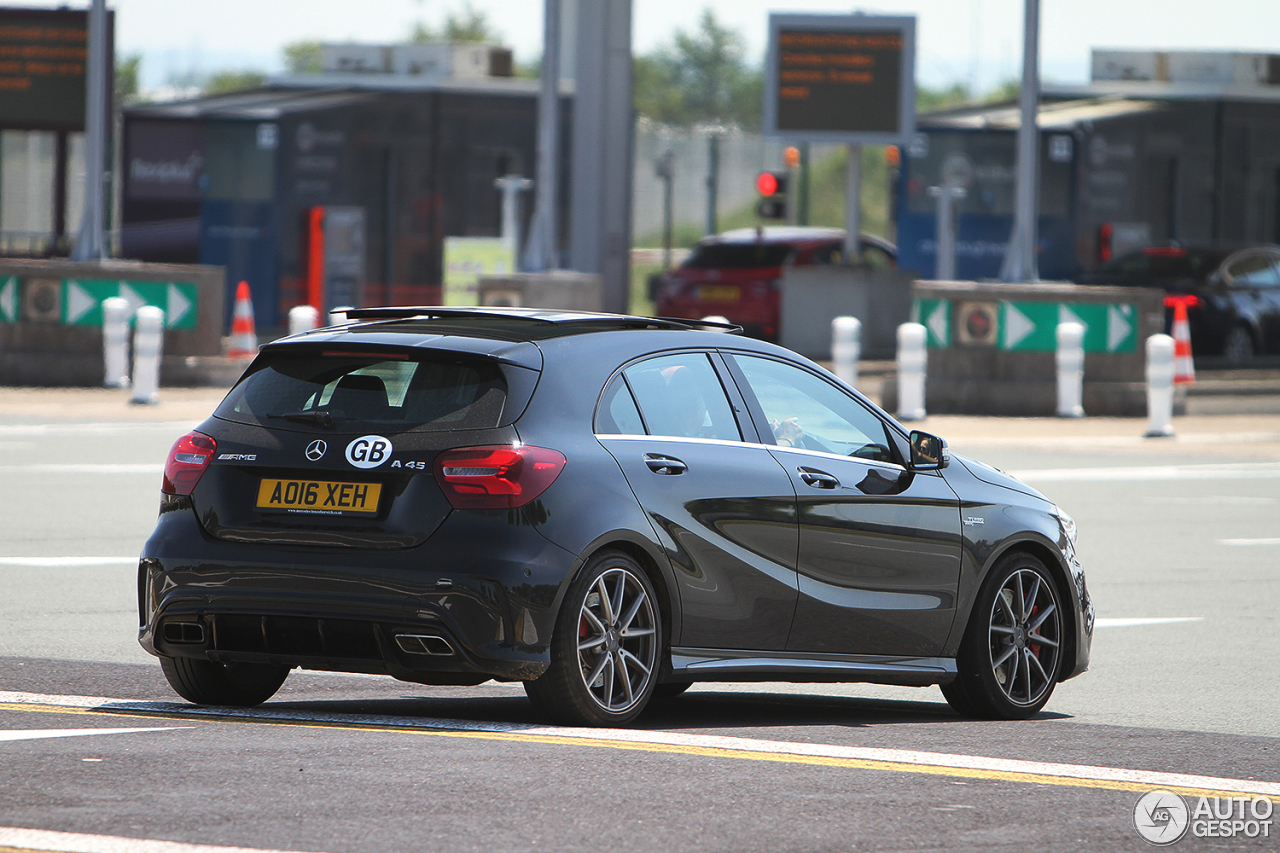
[{"left": 61, "top": 279, "right": 198, "bottom": 329}]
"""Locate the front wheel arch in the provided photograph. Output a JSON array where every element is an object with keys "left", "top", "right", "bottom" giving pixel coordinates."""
[
  {"left": 977, "top": 540, "right": 1077, "bottom": 682},
  {"left": 944, "top": 549, "right": 1068, "bottom": 719}
]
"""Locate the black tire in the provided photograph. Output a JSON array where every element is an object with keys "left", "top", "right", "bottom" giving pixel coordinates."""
[
  {"left": 944, "top": 552, "right": 1063, "bottom": 720},
  {"left": 160, "top": 656, "right": 290, "bottom": 707},
  {"left": 651, "top": 681, "right": 693, "bottom": 701},
  {"left": 525, "top": 550, "right": 661, "bottom": 726},
  {"left": 1223, "top": 326, "right": 1255, "bottom": 364}
]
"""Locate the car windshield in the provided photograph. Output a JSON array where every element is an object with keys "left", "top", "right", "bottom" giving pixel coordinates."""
[
  {"left": 683, "top": 243, "right": 795, "bottom": 269},
  {"left": 215, "top": 351, "right": 508, "bottom": 432}
]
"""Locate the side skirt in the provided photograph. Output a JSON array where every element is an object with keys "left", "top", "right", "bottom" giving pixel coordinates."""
[{"left": 670, "top": 647, "right": 956, "bottom": 687}]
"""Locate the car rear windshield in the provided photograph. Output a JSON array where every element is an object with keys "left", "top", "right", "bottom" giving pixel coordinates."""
[
  {"left": 683, "top": 243, "right": 795, "bottom": 269},
  {"left": 215, "top": 351, "right": 509, "bottom": 432}
]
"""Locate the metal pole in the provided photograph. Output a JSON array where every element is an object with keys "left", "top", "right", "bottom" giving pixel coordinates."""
[
  {"left": 843, "top": 143, "right": 862, "bottom": 261},
  {"left": 522, "top": 0, "right": 561, "bottom": 271},
  {"left": 704, "top": 133, "right": 719, "bottom": 237},
  {"left": 72, "top": 0, "right": 108, "bottom": 260},
  {"left": 659, "top": 151, "right": 674, "bottom": 270},
  {"left": 999, "top": 0, "right": 1040, "bottom": 282},
  {"left": 797, "top": 143, "right": 810, "bottom": 226},
  {"left": 929, "top": 180, "right": 967, "bottom": 280}
]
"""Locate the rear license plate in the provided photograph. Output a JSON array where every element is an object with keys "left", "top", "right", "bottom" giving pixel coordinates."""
[
  {"left": 697, "top": 284, "right": 740, "bottom": 302},
  {"left": 256, "top": 479, "right": 382, "bottom": 516}
]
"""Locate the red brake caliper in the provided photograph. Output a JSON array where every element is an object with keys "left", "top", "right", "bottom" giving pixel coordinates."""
[{"left": 1028, "top": 605, "right": 1041, "bottom": 659}]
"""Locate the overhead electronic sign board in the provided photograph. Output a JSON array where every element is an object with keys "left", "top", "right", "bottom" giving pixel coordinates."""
[
  {"left": 764, "top": 14, "right": 916, "bottom": 145},
  {"left": 0, "top": 7, "right": 112, "bottom": 130}
]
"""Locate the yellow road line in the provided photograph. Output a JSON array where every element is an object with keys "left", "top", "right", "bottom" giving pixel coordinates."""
[{"left": 3, "top": 700, "right": 1277, "bottom": 802}]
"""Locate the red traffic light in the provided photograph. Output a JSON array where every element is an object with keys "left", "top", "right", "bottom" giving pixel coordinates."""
[{"left": 756, "top": 171, "right": 783, "bottom": 196}]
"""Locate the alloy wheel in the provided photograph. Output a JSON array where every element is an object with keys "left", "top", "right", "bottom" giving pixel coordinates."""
[
  {"left": 575, "top": 567, "right": 658, "bottom": 714},
  {"left": 987, "top": 568, "right": 1062, "bottom": 707}
]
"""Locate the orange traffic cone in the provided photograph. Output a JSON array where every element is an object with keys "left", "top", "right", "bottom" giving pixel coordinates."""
[
  {"left": 227, "top": 280, "right": 258, "bottom": 359},
  {"left": 1171, "top": 297, "right": 1195, "bottom": 385}
]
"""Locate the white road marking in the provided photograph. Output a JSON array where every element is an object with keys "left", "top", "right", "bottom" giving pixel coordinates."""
[
  {"left": 0, "top": 422, "right": 196, "bottom": 437},
  {"left": 4, "top": 691, "right": 1278, "bottom": 798},
  {"left": 0, "top": 463, "right": 163, "bottom": 474},
  {"left": 0, "top": 827, "right": 328, "bottom": 853},
  {"left": 1094, "top": 617, "right": 1205, "bottom": 628},
  {"left": 0, "top": 727, "right": 188, "bottom": 743},
  {"left": 1219, "top": 538, "right": 1280, "bottom": 546},
  {"left": 0, "top": 557, "right": 136, "bottom": 567},
  {"left": 1013, "top": 461, "right": 1280, "bottom": 482}
]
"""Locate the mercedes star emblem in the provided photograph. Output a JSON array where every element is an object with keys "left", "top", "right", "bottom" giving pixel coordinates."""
[{"left": 305, "top": 439, "right": 328, "bottom": 461}]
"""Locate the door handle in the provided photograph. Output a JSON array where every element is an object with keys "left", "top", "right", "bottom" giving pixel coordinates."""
[
  {"left": 644, "top": 454, "right": 687, "bottom": 475},
  {"left": 798, "top": 467, "right": 839, "bottom": 489}
]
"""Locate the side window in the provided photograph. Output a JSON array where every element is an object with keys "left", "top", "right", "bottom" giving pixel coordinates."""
[
  {"left": 862, "top": 243, "right": 895, "bottom": 270},
  {"left": 622, "top": 353, "right": 742, "bottom": 441},
  {"left": 810, "top": 244, "right": 841, "bottom": 265},
  {"left": 594, "top": 376, "right": 646, "bottom": 435},
  {"left": 1226, "top": 252, "right": 1280, "bottom": 289},
  {"left": 731, "top": 354, "right": 895, "bottom": 463}
]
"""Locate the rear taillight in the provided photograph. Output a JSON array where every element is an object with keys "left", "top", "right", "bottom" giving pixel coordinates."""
[
  {"left": 434, "top": 445, "right": 566, "bottom": 510},
  {"left": 162, "top": 431, "right": 216, "bottom": 495}
]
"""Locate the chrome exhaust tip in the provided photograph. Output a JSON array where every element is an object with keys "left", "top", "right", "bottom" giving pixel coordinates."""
[{"left": 395, "top": 633, "right": 454, "bottom": 656}]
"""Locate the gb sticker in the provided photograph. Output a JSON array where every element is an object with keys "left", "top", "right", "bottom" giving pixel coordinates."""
[{"left": 346, "top": 435, "right": 393, "bottom": 469}]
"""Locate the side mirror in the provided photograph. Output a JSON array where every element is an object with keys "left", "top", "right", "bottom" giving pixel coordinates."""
[{"left": 909, "top": 430, "right": 949, "bottom": 471}]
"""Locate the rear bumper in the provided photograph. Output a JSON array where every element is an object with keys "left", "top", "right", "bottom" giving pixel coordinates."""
[{"left": 138, "top": 505, "right": 578, "bottom": 682}]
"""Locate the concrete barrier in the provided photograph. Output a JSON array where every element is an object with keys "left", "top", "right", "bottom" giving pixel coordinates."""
[
  {"left": 0, "top": 258, "right": 225, "bottom": 387},
  {"left": 881, "top": 279, "right": 1165, "bottom": 417},
  {"left": 476, "top": 271, "right": 604, "bottom": 312},
  {"left": 779, "top": 265, "right": 914, "bottom": 361}
]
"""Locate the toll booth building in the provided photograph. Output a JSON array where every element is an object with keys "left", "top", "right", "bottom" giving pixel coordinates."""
[
  {"left": 896, "top": 50, "right": 1280, "bottom": 281},
  {"left": 121, "top": 78, "right": 557, "bottom": 331}
]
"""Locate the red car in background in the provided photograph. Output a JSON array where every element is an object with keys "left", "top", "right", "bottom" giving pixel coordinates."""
[{"left": 653, "top": 226, "right": 897, "bottom": 340}]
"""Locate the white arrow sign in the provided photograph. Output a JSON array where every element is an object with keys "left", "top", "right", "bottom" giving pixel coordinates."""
[
  {"left": 167, "top": 282, "right": 192, "bottom": 328},
  {"left": 0, "top": 276, "right": 15, "bottom": 322},
  {"left": 1003, "top": 302, "right": 1035, "bottom": 349},
  {"left": 1058, "top": 303, "right": 1086, "bottom": 331},
  {"left": 1107, "top": 304, "right": 1133, "bottom": 352},
  {"left": 65, "top": 280, "right": 98, "bottom": 324},
  {"left": 925, "top": 300, "right": 949, "bottom": 346},
  {"left": 118, "top": 281, "right": 148, "bottom": 317}
]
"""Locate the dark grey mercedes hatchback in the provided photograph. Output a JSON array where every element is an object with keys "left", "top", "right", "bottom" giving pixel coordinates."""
[{"left": 139, "top": 307, "right": 1092, "bottom": 726}]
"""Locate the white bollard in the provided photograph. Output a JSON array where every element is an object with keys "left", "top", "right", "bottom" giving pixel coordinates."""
[
  {"left": 896, "top": 322, "right": 927, "bottom": 421},
  {"left": 130, "top": 305, "right": 165, "bottom": 405},
  {"left": 1145, "top": 333, "right": 1176, "bottom": 438},
  {"left": 102, "top": 296, "right": 131, "bottom": 388},
  {"left": 289, "top": 304, "right": 321, "bottom": 336},
  {"left": 328, "top": 306, "right": 352, "bottom": 326},
  {"left": 831, "top": 315, "right": 861, "bottom": 389},
  {"left": 1055, "top": 321, "right": 1085, "bottom": 418}
]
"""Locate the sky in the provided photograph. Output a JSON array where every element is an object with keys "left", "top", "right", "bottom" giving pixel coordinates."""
[{"left": 13, "top": 0, "right": 1280, "bottom": 93}]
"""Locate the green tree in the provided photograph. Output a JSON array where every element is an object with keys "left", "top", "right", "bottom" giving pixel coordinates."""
[
  {"left": 204, "top": 70, "right": 268, "bottom": 95},
  {"left": 412, "top": 2, "right": 503, "bottom": 43},
  {"left": 634, "top": 9, "right": 761, "bottom": 129},
  {"left": 115, "top": 53, "right": 141, "bottom": 105},
  {"left": 283, "top": 40, "right": 323, "bottom": 74},
  {"left": 916, "top": 81, "right": 973, "bottom": 113}
]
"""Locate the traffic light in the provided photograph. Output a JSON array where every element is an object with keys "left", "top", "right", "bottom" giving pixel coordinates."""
[{"left": 756, "top": 170, "right": 789, "bottom": 219}]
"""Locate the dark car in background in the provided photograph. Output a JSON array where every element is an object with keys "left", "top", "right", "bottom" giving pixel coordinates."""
[
  {"left": 139, "top": 307, "right": 1091, "bottom": 727},
  {"left": 1075, "top": 245, "right": 1280, "bottom": 362},
  {"left": 654, "top": 226, "right": 896, "bottom": 340}
]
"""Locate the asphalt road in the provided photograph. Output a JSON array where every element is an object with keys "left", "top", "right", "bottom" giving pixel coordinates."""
[{"left": 1, "top": 389, "right": 1278, "bottom": 852}]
